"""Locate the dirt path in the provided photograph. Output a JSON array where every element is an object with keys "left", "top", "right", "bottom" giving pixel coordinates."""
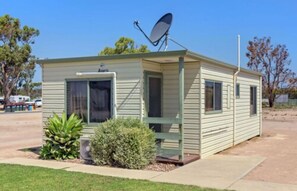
[
  {"left": 0, "top": 112, "right": 42, "bottom": 158},
  {"left": 222, "top": 119, "right": 297, "bottom": 185}
]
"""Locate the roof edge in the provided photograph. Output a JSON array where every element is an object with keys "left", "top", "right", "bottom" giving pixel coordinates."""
[
  {"left": 37, "top": 50, "right": 187, "bottom": 64},
  {"left": 186, "top": 51, "right": 262, "bottom": 76},
  {"left": 37, "top": 49, "right": 261, "bottom": 77}
]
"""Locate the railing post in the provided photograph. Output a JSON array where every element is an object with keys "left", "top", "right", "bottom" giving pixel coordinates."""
[{"left": 179, "top": 56, "right": 184, "bottom": 161}]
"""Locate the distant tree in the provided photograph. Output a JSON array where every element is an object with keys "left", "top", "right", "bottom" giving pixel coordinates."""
[
  {"left": 25, "top": 82, "right": 42, "bottom": 99},
  {"left": 18, "top": 58, "right": 36, "bottom": 97},
  {"left": 99, "top": 37, "right": 149, "bottom": 55},
  {"left": 246, "top": 37, "right": 296, "bottom": 107},
  {"left": 0, "top": 14, "right": 39, "bottom": 104}
]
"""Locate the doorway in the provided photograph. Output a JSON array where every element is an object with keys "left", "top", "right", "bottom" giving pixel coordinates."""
[{"left": 145, "top": 72, "right": 162, "bottom": 132}]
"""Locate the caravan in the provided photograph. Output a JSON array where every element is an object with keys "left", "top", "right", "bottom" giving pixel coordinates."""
[{"left": 9, "top": 95, "right": 31, "bottom": 103}]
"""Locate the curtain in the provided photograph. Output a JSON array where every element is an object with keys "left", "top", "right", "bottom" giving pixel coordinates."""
[{"left": 67, "top": 81, "right": 88, "bottom": 122}]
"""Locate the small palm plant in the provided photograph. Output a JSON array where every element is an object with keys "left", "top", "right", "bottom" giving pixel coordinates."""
[{"left": 40, "top": 112, "right": 83, "bottom": 160}]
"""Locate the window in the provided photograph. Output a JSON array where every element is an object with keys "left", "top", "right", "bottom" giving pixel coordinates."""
[
  {"left": 250, "top": 86, "right": 257, "bottom": 115},
  {"left": 67, "top": 80, "right": 112, "bottom": 123},
  {"left": 205, "top": 81, "right": 222, "bottom": 112},
  {"left": 236, "top": 83, "right": 240, "bottom": 98}
]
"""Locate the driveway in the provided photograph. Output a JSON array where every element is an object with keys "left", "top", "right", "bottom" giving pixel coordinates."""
[{"left": 0, "top": 112, "right": 42, "bottom": 159}]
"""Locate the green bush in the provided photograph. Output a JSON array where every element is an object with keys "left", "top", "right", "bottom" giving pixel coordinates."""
[
  {"left": 40, "top": 112, "right": 83, "bottom": 160},
  {"left": 90, "top": 117, "right": 156, "bottom": 169}
]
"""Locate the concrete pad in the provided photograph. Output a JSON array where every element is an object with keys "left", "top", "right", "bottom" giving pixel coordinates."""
[
  {"left": 66, "top": 164, "right": 164, "bottom": 180},
  {"left": 229, "top": 180, "right": 297, "bottom": 191},
  {"left": 0, "top": 158, "right": 79, "bottom": 169},
  {"left": 151, "top": 155, "right": 265, "bottom": 189}
]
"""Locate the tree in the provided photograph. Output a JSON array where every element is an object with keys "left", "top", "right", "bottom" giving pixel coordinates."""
[
  {"left": 99, "top": 37, "right": 149, "bottom": 55},
  {"left": 0, "top": 14, "right": 39, "bottom": 104},
  {"left": 246, "top": 37, "right": 296, "bottom": 107}
]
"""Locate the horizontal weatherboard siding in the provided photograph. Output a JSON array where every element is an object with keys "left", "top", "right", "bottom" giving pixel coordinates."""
[
  {"left": 42, "top": 59, "right": 143, "bottom": 135},
  {"left": 41, "top": 52, "right": 261, "bottom": 159},
  {"left": 235, "top": 72, "right": 261, "bottom": 145},
  {"left": 161, "top": 62, "right": 200, "bottom": 155},
  {"left": 200, "top": 61, "right": 234, "bottom": 158}
]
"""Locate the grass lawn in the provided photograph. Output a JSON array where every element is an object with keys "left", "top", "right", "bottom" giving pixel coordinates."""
[{"left": 0, "top": 164, "right": 223, "bottom": 191}]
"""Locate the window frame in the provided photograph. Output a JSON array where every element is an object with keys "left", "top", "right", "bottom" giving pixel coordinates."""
[
  {"left": 205, "top": 80, "right": 223, "bottom": 113},
  {"left": 250, "top": 86, "right": 257, "bottom": 116},
  {"left": 236, "top": 83, "right": 240, "bottom": 98},
  {"left": 65, "top": 78, "right": 113, "bottom": 125},
  {"left": 144, "top": 71, "right": 163, "bottom": 118}
]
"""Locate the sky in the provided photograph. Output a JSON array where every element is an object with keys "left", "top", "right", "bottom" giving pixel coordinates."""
[{"left": 1, "top": 0, "right": 297, "bottom": 82}]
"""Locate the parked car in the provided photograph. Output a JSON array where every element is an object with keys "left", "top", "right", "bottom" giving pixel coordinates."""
[{"left": 34, "top": 99, "right": 42, "bottom": 107}]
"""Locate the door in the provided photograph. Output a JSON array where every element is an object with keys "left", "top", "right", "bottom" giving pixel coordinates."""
[{"left": 146, "top": 73, "right": 162, "bottom": 132}]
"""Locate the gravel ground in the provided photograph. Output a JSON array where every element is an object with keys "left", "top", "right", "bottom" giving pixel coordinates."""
[
  {"left": 222, "top": 108, "right": 297, "bottom": 185},
  {"left": 262, "top": 107, "right": 297, "bottom": 121},
  {"left": 0, "top": 111, "right": 42, "bottom": 158}
]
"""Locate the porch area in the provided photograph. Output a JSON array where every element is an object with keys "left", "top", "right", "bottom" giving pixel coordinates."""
[{"left": 142, "top": 55, "right": 200, "bottom": 164}]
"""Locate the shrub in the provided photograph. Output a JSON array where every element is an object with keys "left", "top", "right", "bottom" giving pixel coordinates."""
[
  {"left": 40, "top": 112, "right": 83, "bottom": 160},
  {"left": 90, "top": 117, "right": 156, "bottom": 169}
]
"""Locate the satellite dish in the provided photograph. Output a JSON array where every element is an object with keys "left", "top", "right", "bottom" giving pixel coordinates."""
[
  {"left": 149, "top": 13, "right": 172, "bottom": 44},
  {"left": 134, "top": 13, "right": 187, "bottom": 51}
]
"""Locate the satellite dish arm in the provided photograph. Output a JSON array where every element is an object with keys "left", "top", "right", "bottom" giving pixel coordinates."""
[{"left": 134, "top": 21, "right": 158, "bottom": 46}]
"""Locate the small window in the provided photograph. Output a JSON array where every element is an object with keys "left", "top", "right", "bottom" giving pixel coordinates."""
[
  {"left": 250, "top": 86, "right": 257, "bottom": 115},
  {"left": 236, "top": 83, "right": 240, "bottom": 98},
  {"left": 205, "top": 81, "right": 222, "bottom": 112}
]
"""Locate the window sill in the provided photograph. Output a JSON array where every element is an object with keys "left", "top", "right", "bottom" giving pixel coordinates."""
[
  {"left": 205, "top": 110, "right": 223, "bottom": 115},
  {"left": 250, "top": 114, "right": 258, "bottom": 117}
]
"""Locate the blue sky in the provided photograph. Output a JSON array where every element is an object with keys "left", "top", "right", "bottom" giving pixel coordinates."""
[{"left": 1, "top": 0, "right": 296, "bottom": 82}]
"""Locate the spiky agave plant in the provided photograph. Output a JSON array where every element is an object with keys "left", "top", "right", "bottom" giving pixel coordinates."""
[{"left": 40, "top": 112, "right": 83, "bottom": 160}]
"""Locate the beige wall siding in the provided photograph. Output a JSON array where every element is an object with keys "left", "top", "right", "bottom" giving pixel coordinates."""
[
  {"left": 143, "top": 60, "right": 162, "bottom": 73},
  {"left": 42, "top": 57, "right": 261, "bottom": 158},
  {"left": 235, "top": 72, "right": 261, "bottom": 144},
  {"left": 160, "top": 62, "right": 200, "bottom": 154},
  {"left": 200, "top": 61, "right": 234, "bottom": 158},
  {"left": 42, "top": 59, "right": 143, "bottom": 135},
  {"left": 42, "top": 82, "right": 65, "bottom": 123}
]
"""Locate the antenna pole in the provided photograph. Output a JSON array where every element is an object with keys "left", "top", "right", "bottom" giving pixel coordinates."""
[
  {"left": 164, "top": 34, "right": 169, "bottom": 51},
  {"left": 237, "top": 34, "right": 240, "bottom": 69},
  {"left": 157, "top": 39, "right": 165, "bottom": 51}
]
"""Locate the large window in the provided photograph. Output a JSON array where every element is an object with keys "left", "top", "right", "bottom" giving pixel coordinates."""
[
  {"left": 67, "top": 80, "right": 112, "bottom": 123},
  {"left": 205, "top": 81, "right": 222, "bottom": 112},
  {"left": 250, "top": 86, "right": 257, "bottom": 115}
]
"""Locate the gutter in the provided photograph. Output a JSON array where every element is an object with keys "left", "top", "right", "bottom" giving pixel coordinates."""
[{"left": 233, "top": 35, "right": 241, "bottom": 145}]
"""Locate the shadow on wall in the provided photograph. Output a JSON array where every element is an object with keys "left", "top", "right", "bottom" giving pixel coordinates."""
[{"left": 117, "top": 80, "right": 140, "bottom": 116}]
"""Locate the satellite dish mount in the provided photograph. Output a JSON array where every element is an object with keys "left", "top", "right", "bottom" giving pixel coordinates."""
[{"left": 134, "top": 13, "right": 187, "bottom": 51}]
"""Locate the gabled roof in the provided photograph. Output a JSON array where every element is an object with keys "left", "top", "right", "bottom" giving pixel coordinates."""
[{"left": 38, "top": 50, "right": 262, "bottom": 76}]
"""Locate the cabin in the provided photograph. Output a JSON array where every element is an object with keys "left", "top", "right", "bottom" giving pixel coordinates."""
[{"left": 39, "top": 50, "right": 262, "bottom": 161}]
